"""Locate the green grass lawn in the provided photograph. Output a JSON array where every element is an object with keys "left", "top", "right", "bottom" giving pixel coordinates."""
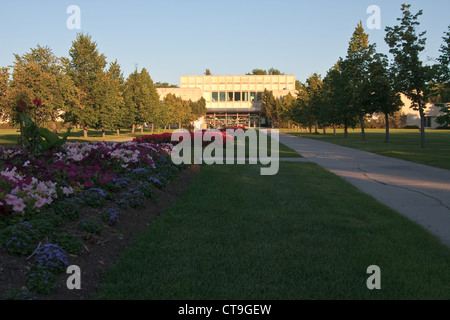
[
  {"left": 95, "top": 162, "right": 450, "bottom": 300},
  {"left": 282, "top": 128, "right": 450, "bottom": 170},
  {"left": 0, "top": 128, "right": 171, "bottom": 144}
]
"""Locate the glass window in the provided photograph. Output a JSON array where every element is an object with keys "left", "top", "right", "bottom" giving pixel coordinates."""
[
  {"left": 250, "top": 92, "right": 256, "bottom": 102},
  {"left": 257, "top": 92, "right": 263, "bottom": 101},
  {"left": 212, "top": 92, "right": 218, "bottom": 102},
  {"left": 220, "top": 92, "right": 226, "bottom": 101},
  {"left": 227, "top": 92, "right": 234, "bottom": 101},
  {"left": 234, "top": 92, "right": 241, "bottom": 101},
  {"left": 242, "top": 92, "right": 249, "bottom": 101}
]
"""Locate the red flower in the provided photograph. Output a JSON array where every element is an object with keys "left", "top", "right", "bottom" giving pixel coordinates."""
[
  {"left": 83, "top": 181, "right": 94, "bottom": 188},
  {"left": 18, "top": 103, "right": 25, "bottom": 111},
  {"left": 33, "top": 98, "right": 42, "bottom": 107}
]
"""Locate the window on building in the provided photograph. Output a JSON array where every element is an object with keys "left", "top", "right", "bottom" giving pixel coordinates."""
[
  {"left": 242, "top": 92, "right": 249, "bottom": 101},
  {"left": 425, "top": 116, "right": 433, "bottom": 128},
  {"left": 212, "top": 92, "right": 218, "bottom": 102},
  {"left": 234, "top": 92, "right": 241, "bottom": 101},
  {"left": 256, "top": 92, "right": 263, "bottom": 101},
  {"left": 228, "top": 92, "right": 234, "bottom": 101},
  {"left": 250, "top": 92, "right": 256, "bottom": 101},
  {"left": 220, "top": 92, "right": 226, "bottom": 101}
]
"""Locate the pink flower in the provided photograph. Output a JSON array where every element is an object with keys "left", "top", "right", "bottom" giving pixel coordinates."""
[
  {"left": 5, "top": 194, "right": 26, "bottom": 213},
  {"left": 83, "top": 181, "right": 93, "bottom": 188},
  {"left": 34, "top": 197, "right": 47, "bottom": 209}
]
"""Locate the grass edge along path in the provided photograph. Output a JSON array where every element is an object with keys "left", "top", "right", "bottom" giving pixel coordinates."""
[
  {"left": 281, "top": 128, "right": 450, "bottom": 171},
  {"left": 95, "top": 162, "right": 450, "bottom": 300}
]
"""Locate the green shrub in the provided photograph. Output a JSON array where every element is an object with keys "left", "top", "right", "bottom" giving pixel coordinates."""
[
  {"left": 78, "top": 219, "right": 102, "bottom": 235},
  {"left": 51, "top": 233, "right": 83, "bottom": 255}
]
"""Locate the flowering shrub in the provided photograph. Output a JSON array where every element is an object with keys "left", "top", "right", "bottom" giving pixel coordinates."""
[
  {"left": 80, "top": 188, "right": 107, "bottom": 208},
  {"left": 148, "top": 177, "right": 163, "bottom": 189},
  {"left": 107, "top": 177, "right": 131, "bottom": 192},
  {"left": 122, "top": 188, "right": 145, "bottom": 209},
  {"left": 133, "top": 130, "right": 234, "bottom": 147},
  {"left": 102, "top": 207, "right": 121, "bottom": 226},
  {"left": 27, "top": 268, "right": 57, "bottom": 294},
  {"left": 1, "top": 221, "right": 37, "bottom": 256},
  {"left": 33, "top": 243, "right": 68, "bottom": 273}
]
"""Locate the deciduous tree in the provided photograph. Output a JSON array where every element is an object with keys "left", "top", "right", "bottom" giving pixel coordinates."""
[{"left": 385, "top": 4, "right": 434, "bottom": 148}]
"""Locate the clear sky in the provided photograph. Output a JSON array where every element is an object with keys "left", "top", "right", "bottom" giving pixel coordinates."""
[{"left": 0, "top": 0, "right": 448, "bottom": 85}]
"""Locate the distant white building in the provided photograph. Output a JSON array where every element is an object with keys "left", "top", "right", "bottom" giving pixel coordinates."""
[{"left": 400, "top": 94, "right": 447, "bottom": 129}]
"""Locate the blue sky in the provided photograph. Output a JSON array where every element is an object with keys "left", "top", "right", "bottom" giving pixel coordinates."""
[{"left": 0, "top": 0, "right": 448, "bottom": 85}]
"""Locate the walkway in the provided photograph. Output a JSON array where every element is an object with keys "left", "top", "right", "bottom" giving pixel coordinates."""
[{"left": 277, "top": 132, "right": 450, "bottom": 247}]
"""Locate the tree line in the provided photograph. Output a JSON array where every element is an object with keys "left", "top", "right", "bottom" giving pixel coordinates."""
[
  {"left": 0, "top": 33, "right": 206, "bottom": 138},
  {"left": 262, "top": 4, "right": 449, "bottom": 147}
]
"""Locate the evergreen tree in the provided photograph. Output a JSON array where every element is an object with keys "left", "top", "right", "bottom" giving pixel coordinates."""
[
  {"left": 67, "top": 33, "right": 108, "bottom": 138},
  {"left": 163, "top": 93, "right": 184, "bottom": 129},
  {"left": 280, "top": 92, "right": 295, "bottom": 127},
  {"left": 107, "top": 61, "right": 130, "bottom": 136},
  {"left": 341, "top": 21, "right": 376, "bottom": 141},
  {"left": 261, "top": 89, "right": 278, "bottom": 127},
  {"left": 139, "top": 68, "right": 160, "bottom": 134},
  {"left": 92, "top": 61, "right": 125, "bottom": 137}
]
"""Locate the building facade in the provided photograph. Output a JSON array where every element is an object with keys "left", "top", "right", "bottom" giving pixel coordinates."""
[
  {"left": 157, "top": 75, "right": 297, "bottom": 128},
  {"left": 400, "top": 94, "right": 447, "bottom": 129}
]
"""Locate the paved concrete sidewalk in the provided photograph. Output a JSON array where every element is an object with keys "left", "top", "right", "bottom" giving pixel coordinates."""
[{"left": 277, "top": 132, "right": 450, "bottom": 247}]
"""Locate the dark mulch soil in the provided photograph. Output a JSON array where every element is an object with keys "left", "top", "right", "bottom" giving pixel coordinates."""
[{"left": 0, "top": 165, "right": 200, "bottom": 300}]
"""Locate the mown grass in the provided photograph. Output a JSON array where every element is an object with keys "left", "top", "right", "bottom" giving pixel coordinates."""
[
  {"left": 0, "top": 128, "right": 171, "bottom": 144},
  {"left": 282, "top": 128, "right": 450, "bottom": 170},
  {"left": 96, "top": 162, "right": 450, "bottom": 300}
]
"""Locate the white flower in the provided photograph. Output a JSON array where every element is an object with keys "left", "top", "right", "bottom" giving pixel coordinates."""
[{"left": 62, "top": 186, "right": 74, "bottom": 196}]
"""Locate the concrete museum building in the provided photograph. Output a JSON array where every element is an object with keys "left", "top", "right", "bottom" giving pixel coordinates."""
[{"left": 157, "top": 75, "right": 297, "bottom": 128}]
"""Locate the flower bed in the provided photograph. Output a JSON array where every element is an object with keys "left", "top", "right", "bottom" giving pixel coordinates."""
[
  {"left": 133, "top": 129, "right": 240, "bottom": 146},
  {"left": 0, "top": 140, "right": 187, "bottom": 299},
  {"left": 0, "top": 141, "right": 173, "bottom": 220}
]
